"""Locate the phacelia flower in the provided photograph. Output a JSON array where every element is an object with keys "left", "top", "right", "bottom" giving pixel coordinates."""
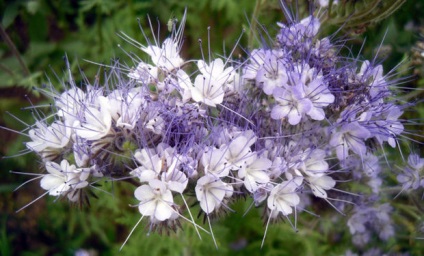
[
  {"left": 40, "top": 160, "right": 89, "bottom": 199},
  {"left": 267, "top": 180, "right": 301, "bottom": 217},
  {"left": 135, "top": 179, "right": 175, "bottom": 221},
  {"left": 195, "top": 175, "right": 233, "bottom": 214}
]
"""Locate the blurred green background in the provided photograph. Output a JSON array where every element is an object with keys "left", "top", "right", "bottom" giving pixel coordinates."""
[{"left": 1, "top": 0, "right": 424, "bottom": 255}]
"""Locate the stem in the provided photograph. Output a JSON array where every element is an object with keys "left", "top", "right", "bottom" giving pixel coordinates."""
[
  {"left": 0, "top": 24, "right": 30, "bottom": 76},
  {"left": 96, "top": 6, "right": 104, "bottom": 55},
  {"left": 394, "top": 201, "right": 421, "bottom": 220},
  {"left": 248, "top": 0, "right": 264, "bottom": 51},
  {"left": 411, "top": 193, "right": 424, "bottom": 213},
  {"left": 399, "top": 88, "right": 424, "bottom": 101},
  {"left": 0, "top": 63, "right": 15, "bottom": 77},
  {"left": 122, "top": 178, "right": 141, "bottom": 187}
]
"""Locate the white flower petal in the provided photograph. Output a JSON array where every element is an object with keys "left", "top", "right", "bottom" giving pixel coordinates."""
[
  {"left": 40, "top": 175, "right": 64, "bottom": 192},
  {"left": 134, "top": 185, "right": 155, "bottom": 201}
]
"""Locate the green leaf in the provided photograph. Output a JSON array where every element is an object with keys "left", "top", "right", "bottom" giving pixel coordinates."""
[
  {"left": 79, "top": 0, "right": 98, "bottom": 13},
  {"left": 2, "top": 2, "right": 20, "bottom": 29},
  {"left": 28, "top": 12, "right": 48, "bottom": 41},
  {"left": 0, "top": 218, "right": 12, "bottom": 256}
]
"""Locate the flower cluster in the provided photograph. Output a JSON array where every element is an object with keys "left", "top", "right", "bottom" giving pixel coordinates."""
[
  {"left": 397, "top": 153, "right": 424, "bottom": 192},
  {"left": 15, "top": 9, "right": 418, "bottom": 248},
  {"left": 347, "top": 202, "right": 394, "bottom": 247}
]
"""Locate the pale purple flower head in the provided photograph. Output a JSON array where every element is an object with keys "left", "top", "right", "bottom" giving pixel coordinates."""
[{"left": 9, "top": 5, "right": 421, "bottom": 250}]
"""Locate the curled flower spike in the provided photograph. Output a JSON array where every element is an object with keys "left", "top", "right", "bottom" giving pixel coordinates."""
[{"left": 7, "top": 3, "right": 421, "bottom": 250}]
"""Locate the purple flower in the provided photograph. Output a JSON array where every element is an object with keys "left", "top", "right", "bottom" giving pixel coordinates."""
[
  {"left": 8, "top": 5, "right": 420, "bottom": 248},
  {"left": 347, "top": 202, "right": 394, "bottom": 247},
  {"left": 397, "top": 153, "right": 424, "bottom": 191},
  {"left": 330, "top": 122, "right": 371, "bottom": 160}
]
